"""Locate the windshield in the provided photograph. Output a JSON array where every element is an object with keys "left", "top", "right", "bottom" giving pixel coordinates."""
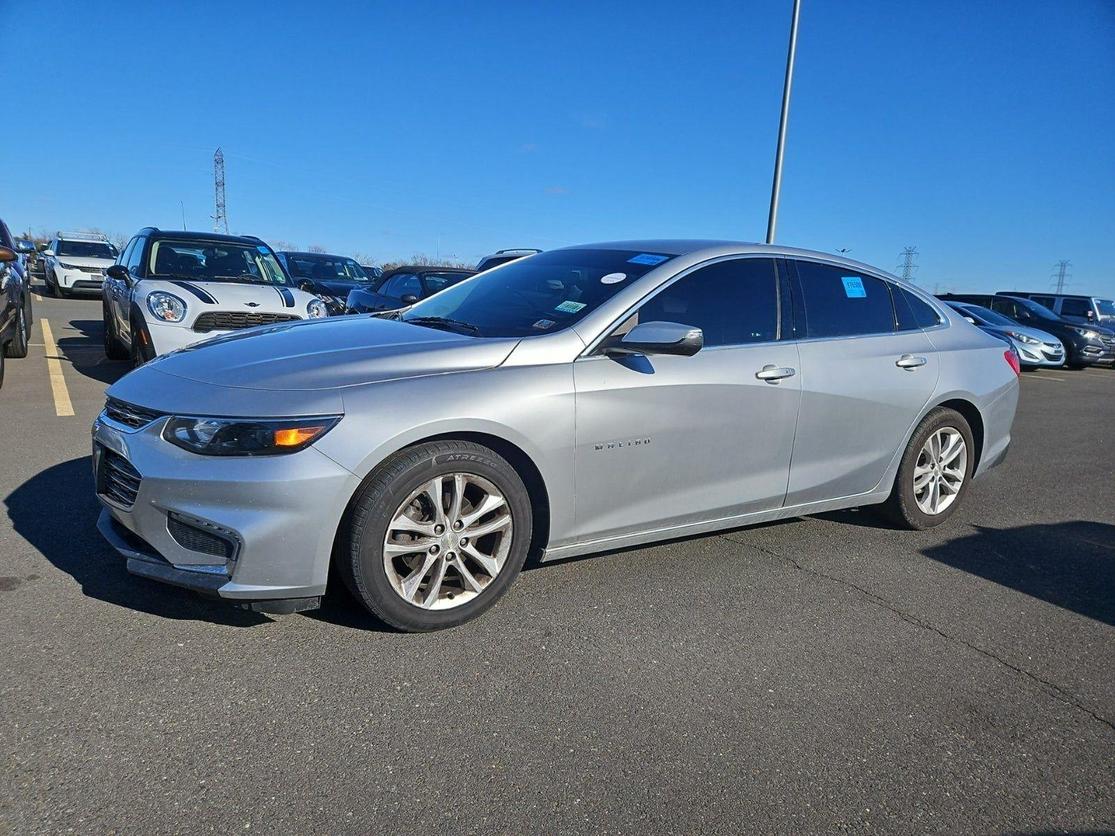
[
  {"left": 400, "top": 248, "right": 677, "bottom": 338},
  {"left": 283, "top": 253, "right": 370, "bottom": 282},
  {"left": 958, "top": 304, "right": 1017, "bottom": 327},
  {"left": 1097, "top": 299, "right": 1115, "bottom": 319},
  {"left": 148, "top": 240, "right": 289, "bottom": 285},
  {"left": 57, "top": 240, "right": 116, "bottom": 259},
  {"left": 1013, "top": 297, "right": 1060, "bottom": 321}
]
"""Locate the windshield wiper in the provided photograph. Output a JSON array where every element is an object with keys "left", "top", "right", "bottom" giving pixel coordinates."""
[
  {"left": 404, "top": 316, "right": 481, "bottom": 336},
  {"left": 211, "top": 274, "right": 273, "bottom": 285}
]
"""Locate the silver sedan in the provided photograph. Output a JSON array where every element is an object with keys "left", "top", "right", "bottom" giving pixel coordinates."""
[
  {"left": 945, "top": 301, "right": 1064, "bottom": 368},
  {"left": 93, "top": 241, "right": 1019, "bottom": 631}
]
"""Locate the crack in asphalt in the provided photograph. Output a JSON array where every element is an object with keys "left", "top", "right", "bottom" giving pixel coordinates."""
[{"left": 718, "top": 533, "right": 1115, "bottom": 735}]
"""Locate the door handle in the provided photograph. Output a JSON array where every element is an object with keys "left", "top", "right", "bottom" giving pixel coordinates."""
[
  {"left": 896, "top": 354, "right": 927, "bottom": 369},
  {"left": 755, "top": 364, "right": 796, "bottom": 383}
]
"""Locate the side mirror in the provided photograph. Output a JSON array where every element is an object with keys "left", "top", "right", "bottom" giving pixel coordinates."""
[
  {"left": 0, "top": 246, "right": 17, "bottom": 263},
  {"left": 963, "top": 316, "right": 977, "bottom": 325},
  {"left": 106, "top": 265, "right": 130, "bottom": 282},
  {"left": 401, "top": 293, "right": 420, "bottom": 305},
  {"left": 604, "top": 321, "right": 704, "bottom": 357},
  {"left": 43, "top": 249, "right": 55, "bottom": 257},
  {"left": 15, "top": 240, "right": 34, "bottom": 254},
  {"left": 297, "top": 279, "right": 316, "bottom": 293}
]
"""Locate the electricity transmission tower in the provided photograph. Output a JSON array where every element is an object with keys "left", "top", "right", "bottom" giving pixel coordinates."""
[
  {"left": 1052, "top": 260, "right": 1070, "bottom": 293},
  {"left": 212, "top": 147, "right": 228, "bottom": 234},
  {"left": 898, "top": 246, "right": 918, "bottom": 282}
]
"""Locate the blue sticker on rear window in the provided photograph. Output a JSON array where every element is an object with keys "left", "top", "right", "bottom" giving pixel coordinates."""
[
  {"left": 257, "top": 245, "right": 269, "bottom": 253},
  {"left": 627, "top": 253, "right": 669, "bottom": 266},
  {"left": 841, "top": 276, "right": 866, "bottom": 298}
]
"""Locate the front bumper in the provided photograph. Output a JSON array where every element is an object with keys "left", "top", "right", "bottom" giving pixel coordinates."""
[
  {"left": 56, "top": 268, "right": 105, "bottom": 292},
  {"left": 93, "top": 411, "right": 360, "bottom": 605},
  {"left": 1014, "top": 341, "right": 1064, "bottom": 368},
  {"left": 1075, "top": 342, "right": 1115, "bottom": 367}
]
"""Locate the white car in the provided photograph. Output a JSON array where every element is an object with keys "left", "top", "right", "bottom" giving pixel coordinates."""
[
  {"left": 102, "top": 229, "right": 327, "bottom": 363},
  {"left": 44, "top": 231, "right": 119, "bottom": 297}
]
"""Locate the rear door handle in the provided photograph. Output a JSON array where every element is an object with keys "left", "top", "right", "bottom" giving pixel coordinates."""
[
  {"left": 755, "top": 364, "right": 796, "bottom": 383},
  {"left": 896, "top": 354, "right": 927, "bottom": 369}
]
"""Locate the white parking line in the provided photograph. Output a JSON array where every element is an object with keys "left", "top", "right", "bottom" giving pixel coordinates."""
[
  {"left": 1020, "top": 374, "right": 1064, "bottom": 382},
  {"left": 39, "top": 319, "right": 75, "bottom": 417}
]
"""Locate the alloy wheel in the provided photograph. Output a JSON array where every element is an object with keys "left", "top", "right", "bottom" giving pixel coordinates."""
[
  {"left": 913, "top": 427, "right": 967, "bottom": 515},
  {"left": 382, "top": 473, "right": 514, "bottom": 610}
]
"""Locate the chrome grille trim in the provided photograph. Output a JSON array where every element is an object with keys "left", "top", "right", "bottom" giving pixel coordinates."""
[
  {"left": 104, "top": 399, "right": 164, "bottom": 430},
  {"left": 192, "top": 311, "right": 300, "bottom": 333},
  {"left": 97, "top": 449, "right": 142, "bottom": 509}
]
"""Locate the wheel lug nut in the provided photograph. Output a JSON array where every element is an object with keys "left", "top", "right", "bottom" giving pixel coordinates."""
[
  {"left": 452, "top": 520, "right": 463, "bottom": 531},
  {"left": 434, "top": 524, "right": 444, "bottom": 535},
  {"left": 429, "top": 544, "right": 440, "bottom": 555},
  {"left": 446, "top": 552, "right": 455, "bottom": 561},
  {"left": 459, "top": 537, "right": 468, "bottom": 547}
]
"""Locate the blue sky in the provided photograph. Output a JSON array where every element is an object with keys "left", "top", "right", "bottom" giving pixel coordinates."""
[{"left": 3, "top": 0, "right": 1113, "bottom": 295}]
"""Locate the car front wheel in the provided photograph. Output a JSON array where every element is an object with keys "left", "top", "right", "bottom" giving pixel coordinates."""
[
  {"left": 880, "top": 407, "right": 975, "bottom": 530},
  {"left": 338, "top": 440, "right": 532, "bottom": 631}
]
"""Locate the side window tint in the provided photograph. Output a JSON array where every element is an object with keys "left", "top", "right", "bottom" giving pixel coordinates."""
[
  {"left": 1030, "top": 295, "right": 1055, "bottom": 308},
  {"left": 895, "top": 286, "right": 943, "bottom": 330},
  {"left": 126, "top": 238, "right": 146, "bottom": 275},
  {"left": 117, "top": 238, "right": 135, "bottom": 267},
  {"left": 1060, "top": 298, "right": 1090, "bottom": 318},
  {"left": 633, "top": 258, "right": 779, "bottom": 347},
  {"left": 794, "top": 261, "right": 895, "bottom": 338},
  {"left": 382, "top": 273, "right": 422, "bottom": 300}
]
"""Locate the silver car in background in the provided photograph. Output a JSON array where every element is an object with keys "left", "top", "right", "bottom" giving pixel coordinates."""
[
  {"left": 945, "top": 301, "right": 1064, "bottom": 368},
  {"left": 93, "top": 241, "right": 1020, "bottom": 631}
]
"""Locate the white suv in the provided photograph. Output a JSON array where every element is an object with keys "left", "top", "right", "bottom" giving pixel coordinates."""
[{"left": 44, "top": 232, "right": 119, "bottom": 297}]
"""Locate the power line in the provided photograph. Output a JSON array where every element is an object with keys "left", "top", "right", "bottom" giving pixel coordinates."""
[
  {"left": 1052, "top": 259, "right": 1070, "bottom": 293},
  {"left": 898, "top": 246, "right": 918, "bottom": 283},
  {"left": 212, "top": 147, "right": 228, "bottom": 234}
]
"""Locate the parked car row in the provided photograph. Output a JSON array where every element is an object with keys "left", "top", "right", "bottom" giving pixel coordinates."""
[
  {"left": 0, "top": 216, "right": 33, "bottom": 387},
  {"left": 937, "top": 293, "right": 1115, "bottom": 370}
]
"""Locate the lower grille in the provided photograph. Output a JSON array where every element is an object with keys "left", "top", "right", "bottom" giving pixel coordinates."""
[
  {"left": 193, "top": 311, "right": 300, "bottom": 333},
  {"left": 98, "top": 448, "right": 142, "bottom": 509},
  {"left": 167, "top": 514, "right": 236, "bottom": 560},
  {"left": 105, "top": 398, "right": 163, "bottom": 429},
  {"left": 78, "top": 265, "right": 104, "bottom": 274}
]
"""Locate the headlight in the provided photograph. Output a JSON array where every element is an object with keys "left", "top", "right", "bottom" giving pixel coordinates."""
[
  {"left": 147, "top": 291, "right": 187, "bottom": 323},
  {"left": 58, "top": 261, "right": 78, "bottom": 269},
  {"left": 1006, "top": 331, "right": 1040, "bottom": 345},
  {"left": 1073, "top": 328, "right": 1099, "bottom": 340},
  {"left": 163, "top": 416, "right": 341, "bottom": 456},
  {"left": 307, "top": 298, "right": 328, "bottom": 318}
]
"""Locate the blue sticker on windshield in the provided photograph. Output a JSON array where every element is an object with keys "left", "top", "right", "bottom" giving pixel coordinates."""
[
  {"left": 627, "top": 253, "right": 669, "bottom": 266},
  {"left": 256, "top": 245, "right": 269, "bottom": 253},
  {"left": 555, "top": 300, "right": 587, "bottom": 314},
  {"left": 841, "top": 276, "right": 866, "bottom": 298}
]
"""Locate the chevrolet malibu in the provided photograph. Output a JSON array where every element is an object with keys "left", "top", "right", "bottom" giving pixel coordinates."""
[{"left": 93, "top": 241, "right": 1019, "bottom": 631}]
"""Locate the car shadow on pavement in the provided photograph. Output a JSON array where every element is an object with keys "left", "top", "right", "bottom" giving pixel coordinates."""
[
  {"left": 55, "top": 319, "right": 131, "bottom": 386},
  {"left": 5, "top": 456, "right": 268, "bottom": 627},
  {"left": 920, "top": 521, "right": 1115, "bottom": 627}
]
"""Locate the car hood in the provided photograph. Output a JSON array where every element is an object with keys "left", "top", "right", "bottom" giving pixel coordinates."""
[
  {"left": 985, "top": 323, "right": 1060, "bottom": 344},
  {"left": 140, "top": 279, "right": 314, "bottom": 312},
  {"left": 56, "top": 256, "right": 114, "bottom": 267},
  {"left": 126, "top": 315, "right": 520, "bottom": 392}
]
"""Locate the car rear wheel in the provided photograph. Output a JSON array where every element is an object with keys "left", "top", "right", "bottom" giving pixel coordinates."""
[
  {"left": 880, "top": 407, "right": 974, "bottom": 530},
  {"left": 338, "top": 440, "right": 532, "bottom": 631}
]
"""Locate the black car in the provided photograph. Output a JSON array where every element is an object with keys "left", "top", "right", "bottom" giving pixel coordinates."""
[
  {"left": 346, "top": 266, "right": 475, "bottom": 314},
  {"left": 938, "top": 293, "right": 1115, "bottom": 369},
  {"left": 0, "top": 217, "right": 33, "bottom": 388},
  {"left": 276, "top": 251, "right": 376, "bottom": 315}
]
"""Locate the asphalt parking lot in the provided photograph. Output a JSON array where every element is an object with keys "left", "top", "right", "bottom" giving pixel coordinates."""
[{"left": 2, "top": 286, "right": 1113, "bottom": 834}]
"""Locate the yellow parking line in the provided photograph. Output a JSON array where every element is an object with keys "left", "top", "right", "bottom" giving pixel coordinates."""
[{"left": 39, "top": 319, "right": 75, "bottom": 417}]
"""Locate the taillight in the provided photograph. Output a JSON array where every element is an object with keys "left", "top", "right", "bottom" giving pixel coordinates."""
[{"left": 1004, "top": 349, "right": 1021, "bottom": 376}]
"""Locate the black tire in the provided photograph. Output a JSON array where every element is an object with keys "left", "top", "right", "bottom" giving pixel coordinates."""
[
  {"left": 879, "top": 407, "right": 975, "bottom": 530},
  {"left": 337, "top": 440, "right": 533, "bottom": 631},
  {"left": 46, "top": 270, "right": 59, "bottom": 297},
  {"left": 103, "top": 306, "right": 128, "bottom": 361},
  {"left": 4, "top": 303, "right": 28, "bottom": 359}
]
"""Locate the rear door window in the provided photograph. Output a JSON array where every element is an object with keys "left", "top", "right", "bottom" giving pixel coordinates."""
[
  {"left": 895, "top": 287, "right": 944, "bottom": 330},
  {"left": 793, "top": 261, "right": 895, "bottom": 338},
  {"left": 1059, "top": 298, "right": 1091, "bottom": 319}
]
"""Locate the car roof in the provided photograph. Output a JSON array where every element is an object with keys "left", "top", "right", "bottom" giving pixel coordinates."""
[
  {"left": 383, "top": 265, "right": 476, "bottom": 277},
  {"left": 143, "top": 229, "right": 267, "bottom": 246},
  {"left": 279, "top": 251, "right": 354, "bottom": 260}
]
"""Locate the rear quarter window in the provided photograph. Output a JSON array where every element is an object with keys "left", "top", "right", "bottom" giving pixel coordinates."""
[{"left": 896, "top": 287, "right": 944, "bottom": 330}]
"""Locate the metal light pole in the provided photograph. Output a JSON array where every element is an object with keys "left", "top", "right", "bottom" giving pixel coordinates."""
[{"left": 765, "top": 0, "right": 802, "bottom": 244}]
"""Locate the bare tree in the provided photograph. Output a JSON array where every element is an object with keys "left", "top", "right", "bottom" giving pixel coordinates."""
[
  {"left": 308, "top": 244, "right": 328, "bottom": 253},
  {"left": 270, "top": 239, "right": 300, "bottom": 252}
]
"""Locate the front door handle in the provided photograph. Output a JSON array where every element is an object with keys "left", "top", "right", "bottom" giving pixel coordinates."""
[
  {"left": 755, "top": 364, "right": 796, "bottom": 383},
  {"left": 896, "top": 354, "right": 927, "bottom": 369}
]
